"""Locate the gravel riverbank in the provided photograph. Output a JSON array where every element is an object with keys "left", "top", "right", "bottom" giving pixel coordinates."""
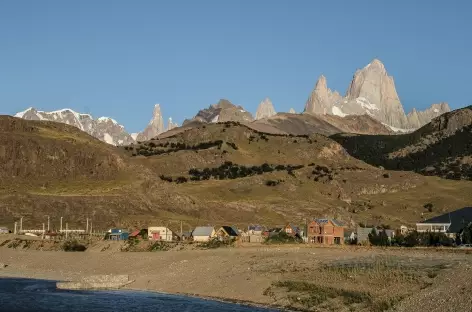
[{"left": 0, "top": 244, "right": 471, "bottom": 311}]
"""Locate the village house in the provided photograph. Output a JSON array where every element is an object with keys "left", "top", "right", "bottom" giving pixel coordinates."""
[
  {"left": 282, "top": 223, "right": 301, "bottom": 237},
  {"left": 307, "top": 219, "right": 344, "bottom": 245},
  {"left": 247, "top": 225, "right": 265, "bottom": 235},
  {"left": 148, "top": 226, "right": 179, "bottom": 241},
  {"left": 356, "top": 226, "right": 373, "bottom": 244},
  {"left": 106, "top": 228, "right": 129, "bottom": 240},
  {"left": 192, "top": 226, "right": 216, "bottom": 242},
  {"left": 416, "top": 207, "right": 472, "bottom": 238},
  {"left": 216, "top": 226, "right": 240, "bottom": 240}
]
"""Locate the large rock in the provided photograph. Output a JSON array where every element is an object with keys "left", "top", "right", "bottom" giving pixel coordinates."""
[
  {"left": 14, "top": 108, "right": 134, "bottom": 146},
  {"left": 136, "top": 104, "right": 165, "bottom": 141},
  {"left": 255, "top": 98, "right": 276, "bottom": 120}
]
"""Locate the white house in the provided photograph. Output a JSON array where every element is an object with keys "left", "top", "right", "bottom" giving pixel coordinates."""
[
  {"left": 148, "top": 226, "right": 177, "bottom": 241},
  {"left": 192, "top": 226, "right": 216, "bottom": 242}
]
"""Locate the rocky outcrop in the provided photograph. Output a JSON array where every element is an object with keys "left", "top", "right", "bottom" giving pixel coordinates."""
[
  {"left": 305, "top": 75, "right": 333, "bottom": 115},
  {"left": 341, "top": 59, "right": 408, "bottom": 128},
  {"left": 183, "top": 99, "right": 253, "bottom": 125},
  {"left": 255, "top": 98, "right": 276, "bottom": 120},
  {"left": 407, "top": 102, "right": 451, "bottom": 128},
  {"left": 136, "top": 104, "right": 165, "bottom": 141},
  {"left": 167, "top": 117, "right": 178, "bottom": 131},
  {"left": 14, "top": 107, "right": 134, "bottom": 146},
  {"left": 303, "top": 59, "right": 450, "bottom": 130}
]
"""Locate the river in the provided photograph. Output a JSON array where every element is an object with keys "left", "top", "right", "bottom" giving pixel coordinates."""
[{"left": 0, "top": 278, "right": 279, "bottom": 312}]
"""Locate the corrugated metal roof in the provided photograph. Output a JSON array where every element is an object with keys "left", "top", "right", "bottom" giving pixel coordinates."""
[{"left": 192, "top": 226, "right": 214, "bottom": 236}]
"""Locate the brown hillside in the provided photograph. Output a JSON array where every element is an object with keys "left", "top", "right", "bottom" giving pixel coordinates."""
[
  {"left": 253, "top": 113, "right": 392, "bottom": 136},
  {"left": 2, "top": 117, "right": 472, "bottom": 232},
  {"left": 331, "top": 106, "right": 472, "bottom": 180}
]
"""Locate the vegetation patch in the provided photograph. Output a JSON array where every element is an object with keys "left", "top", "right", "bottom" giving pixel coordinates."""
[
  {"left": 264, "top": 232, "right": 302, "bottom": 244},
  {"left": 62, "top": 240, "right": 87, "bottom": 252},
  {"left": 196, "top": 238, "right": 234, "bottom": 249},
  {"left": 188, "top": 162, "right": 304, "bottom": 181},
  {"left": 132, "top": 140, "right": 224, "bottom": 156},
  {"left": 148, "top": 241, "right": 172, "bottom": 251},
  {"left": 270, "top": 280, "right": 372, "bottom": 310}
]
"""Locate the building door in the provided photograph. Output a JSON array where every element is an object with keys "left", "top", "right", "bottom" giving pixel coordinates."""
[{"left": 152, "top": 232, "right": 160, "bottom": 240}]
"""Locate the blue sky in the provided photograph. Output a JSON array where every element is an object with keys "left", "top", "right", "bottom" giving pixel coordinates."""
[{"left": 1, "top": 0, "right": 471, "bottom": 132}]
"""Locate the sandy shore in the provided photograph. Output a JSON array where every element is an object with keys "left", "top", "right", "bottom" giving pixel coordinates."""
[{"left": 1, "top": 244, "right": 471, "bottom": 311}]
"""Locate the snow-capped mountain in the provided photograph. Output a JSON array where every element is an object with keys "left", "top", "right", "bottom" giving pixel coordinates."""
[
  {"left": 304, "top": 59, "right": 451, "bottom": 131},
  {"left": 14, "top": 107, "right": 134, "bottom": 146}
]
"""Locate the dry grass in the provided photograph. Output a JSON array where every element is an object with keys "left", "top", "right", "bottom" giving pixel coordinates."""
[{"left": 265, "top": 257, "right": 449, "bottom": 311}]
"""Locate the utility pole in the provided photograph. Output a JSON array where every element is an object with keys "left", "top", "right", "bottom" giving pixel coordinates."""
[
  {"left": 60, "top": 217, "right": 63, "bottom": 233},
  {"left": 180, "top": 220, "right": 183, "bottom": 238},
  {"left": 66, "top": 223, "right": 68, "bottom": 239},
  {"left": 90, "top": 221, "right": 93, "bottom": 235},
  {"left": 86, "top": 218, "right": 89, "bottom": 234},
  {"left": 20, "top": 217, "right": 23, "bottom": 234},
  {"left": 42, "top": 223, "right": 45, "bottom": 240},
  {"left": 47, "top": 215, "right": 50, "bottom": 232},
  {"left": 14, "top": 222, "right": 17, "bottom": 235}
]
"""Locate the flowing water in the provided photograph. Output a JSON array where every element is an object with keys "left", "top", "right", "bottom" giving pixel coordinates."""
[{"left": 0, "top": 278, "right": 279, "bottom": 312}]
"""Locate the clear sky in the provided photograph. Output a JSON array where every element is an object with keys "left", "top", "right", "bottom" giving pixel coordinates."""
[{"left": 1, "top": 0, "right": 471, "bottom": 132}]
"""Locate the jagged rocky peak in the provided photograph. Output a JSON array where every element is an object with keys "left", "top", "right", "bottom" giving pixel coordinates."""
[
  {"left": 304, "top": 75, "right": 331, "bottom": 115},
  {"left": 343, "top": 58, "right": 408, "bottom": 128},
  {"left": 184, "top": 99, "right": 254, "bottom": 125},
  {"left": 255, "top": 97, "right": 276, "bottom": 120},
  {"left": 289, "top": 108, "right": 296, "bottom": 114},
  {"left": 407, "top": 102, "right": 451, "bottom": 128},
  {"left": 14, "top": 107, "right": 133, "bottom": 146},
  {"left": 136, "top": 104, "right": 165, "bottom": 141},
  {"left": 167, "top": 117, "right": 178, "bottom": 131}
]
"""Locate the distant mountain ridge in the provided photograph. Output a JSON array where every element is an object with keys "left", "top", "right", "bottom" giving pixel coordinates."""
[
  {"left": 15, "top": 107, "right": 134, "bottom": 146},
  {"left": 14, "top": 105, "right": 179, "bottom": 145}
]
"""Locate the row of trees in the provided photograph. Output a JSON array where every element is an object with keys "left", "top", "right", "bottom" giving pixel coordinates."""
[
  {"left": 368, "top": 229, "right": 458, "bottom": 247},
  {"left": 188, "top": 161, "right": 304, "bottom": 181},
  {"left": 158, "top": 162, "right": 305, "bottom": 183},
  {"left": 132, "top": 140, "right": 226, "bottom": 157}
]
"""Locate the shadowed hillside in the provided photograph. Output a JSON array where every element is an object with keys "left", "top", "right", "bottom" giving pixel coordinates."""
[{"left": 331, "top": 106, "right": 472, "bottom": 180}]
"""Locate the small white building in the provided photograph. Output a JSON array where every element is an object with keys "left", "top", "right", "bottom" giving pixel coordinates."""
[
  {"left": 192, "top": 226, "right": 216, "bottom": 242},
  {"left": 148, "top": 226, "right": 176, "bottom": 241}
]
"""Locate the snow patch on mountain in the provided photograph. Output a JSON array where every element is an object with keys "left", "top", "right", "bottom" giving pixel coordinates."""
[
  {"left": 332, "top": 106, "right": 347, "bottom": 117},
  {"left": 103, "top": 133, "right": 114, "bottom": 145}
]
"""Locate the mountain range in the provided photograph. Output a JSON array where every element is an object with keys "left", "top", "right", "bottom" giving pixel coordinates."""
[{"left": 13, "top": 59, "right": 452, "bottom": 145}]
